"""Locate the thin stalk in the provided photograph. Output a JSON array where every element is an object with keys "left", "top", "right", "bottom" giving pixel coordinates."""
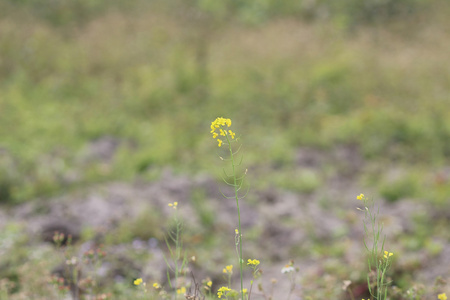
[
  {"left": 227, "top": 135, "right": 244, "bottom": 300},
  {"left": 174, "top": 215, "right": 179, "bottom": 300},
  {"left": 164, "top": 209, "right": 185, "bottom": 300}
]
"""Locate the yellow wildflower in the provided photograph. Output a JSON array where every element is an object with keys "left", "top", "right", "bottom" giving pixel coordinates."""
[
  {"left": 247, "top": 259, "right": 260, "bottom": 267},
  {"left": 438, "top": 293, "right": 447, "bottom": 300},
  {"left": 223, "top": 265, "right": 233, "bottom": 274},
  {"left": 217, "top": 286, "right": 231, "bottom": 299},
  {"left": 207, "top": 281, "right": 212, "bottom": 287},
  {"left": 153, "top": 282, "right": 161, "bottom": 289},
  {"left": 177, "top": 287, "right": 186, "bottom": 294},
  {"left": 210, "top": 117, "right": 235, "bottom": 147},
  {"left": 168, "top": 202, "right": 178, "bottom": 209},
  {"left": 384, "top": 251, "right": 393, "bottom": 259},
  {"left": 133, "top": 278, "right": 143, "bottom": 286},
  {"left": 357, "top": 193, "right": 365, "bottom": 201}
]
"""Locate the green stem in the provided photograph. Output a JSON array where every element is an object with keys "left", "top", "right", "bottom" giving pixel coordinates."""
[
  {"left": 174, "top": 213, "right": 180, "bottom": 300},
  {"left": 227, "top": 136, "right": 244, "bottom": 300}
]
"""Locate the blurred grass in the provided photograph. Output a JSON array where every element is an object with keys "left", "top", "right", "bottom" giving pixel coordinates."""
[{"left": 1, "top": 0, "right": 450, "bottom": 204}]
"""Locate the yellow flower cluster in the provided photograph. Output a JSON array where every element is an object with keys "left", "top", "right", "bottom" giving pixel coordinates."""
[
  {"left": 177, "top": 287, "right": 186, "bottom": 295},
  {"left": 357, "top": 193, "right": 365, "bottom": 201},
  {"left": 223, "top": 265, "right": 233, "bottom": 274},
  {"left": 133, "top": 278, "right": 143, "bottom": 286},
  {"left": 247, "top": 259, "right": 260, "bottom": 267},
  {"left": 153, "top": 282, "right": 161, "bottom": 289},
  {"left": 168, "top": 202, "right": 178, "bottom": 209},
  {"left": 384, "top": 251, "right": 394, "bottom": 259},
  {"left": 210, "top": 117, "right": 235, "bottom": 147},
  {"left": 438, "top": 293, "right": 447, "bottom": 300},
  {"left": 217, "top": 286, "right": 231, "bottom": 298}
]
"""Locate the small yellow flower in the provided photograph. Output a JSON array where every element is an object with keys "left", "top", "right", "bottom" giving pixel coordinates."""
[
  {"left": 438, "top": 293, "right": 447, "bottom": 300},
  {"left": 177, "top": 287, "right": 186, "bottom": 294},
  {"left": 223, "top": 265, "right": 233, "bottom": 274},
  {"left": 207, "top": 280, "right": 212, "bottom": 287},
  {"left": 217, "top": 286, "right": 231, "bottom": 298},
  {"left": 168, "top": 202, "right": 178, "bottom": 209},
  {"left": 247, "top": 259, "right": 260, "bottom": 267},
  {"left": 210, "top": 117, "right": 235, "bottom": 147},
  {"left": 242, "top": 288, "right": 248, "bottom": 294},
  {"left": 384, "top": 251, "right": 394, "bottom": 259},
  {"left": 134, "top": 278, "right": 143, "bottom": 286},
  {"left": 153, "top": 282, "right": 161, "bottom": 289},
  {"left": 357, "top": 193, "right": 365, "bottom": 201}
]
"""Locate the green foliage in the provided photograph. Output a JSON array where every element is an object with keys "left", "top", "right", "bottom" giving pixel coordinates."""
[
  {"left": 188, "top": 0, "right": 427, "bottom": 26},
  {"left": 0, "top": 0, "right": 432, "bottom": 31},
  {"left": 0, "top": 223, "right": 31, "bottom": 294},
  {"left": 190, "top": 188, "right": 215, "bottom": 229},
  {"left": 0, "top": 0, "right": 449, "bottom": 205},
  {"left": 274, "top": 169, "right": 322, "bottom": 194},
  {"left": 1, "top": 0, "right": 146, "bottom": 28},
  {"left": 105, "top": 209, "right": 164, "bottom": 245},
  {"left": 378, "top": 174, "right": 419, "bottom": 203},
  {"left": 321, "top": 0, "right": 426, "bottom": 27}
]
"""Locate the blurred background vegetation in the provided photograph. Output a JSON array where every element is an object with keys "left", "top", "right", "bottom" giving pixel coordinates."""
[
  {"left": 1, "top": 1, "right": 450, "bottom": 299},
  {"left": 0, "top": 0, "right": 450, "bottom": 205}
]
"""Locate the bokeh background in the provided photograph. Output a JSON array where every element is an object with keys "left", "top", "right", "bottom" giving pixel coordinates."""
[{"left": 1, "top": 0, "right": 450, "bottom": 299}]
